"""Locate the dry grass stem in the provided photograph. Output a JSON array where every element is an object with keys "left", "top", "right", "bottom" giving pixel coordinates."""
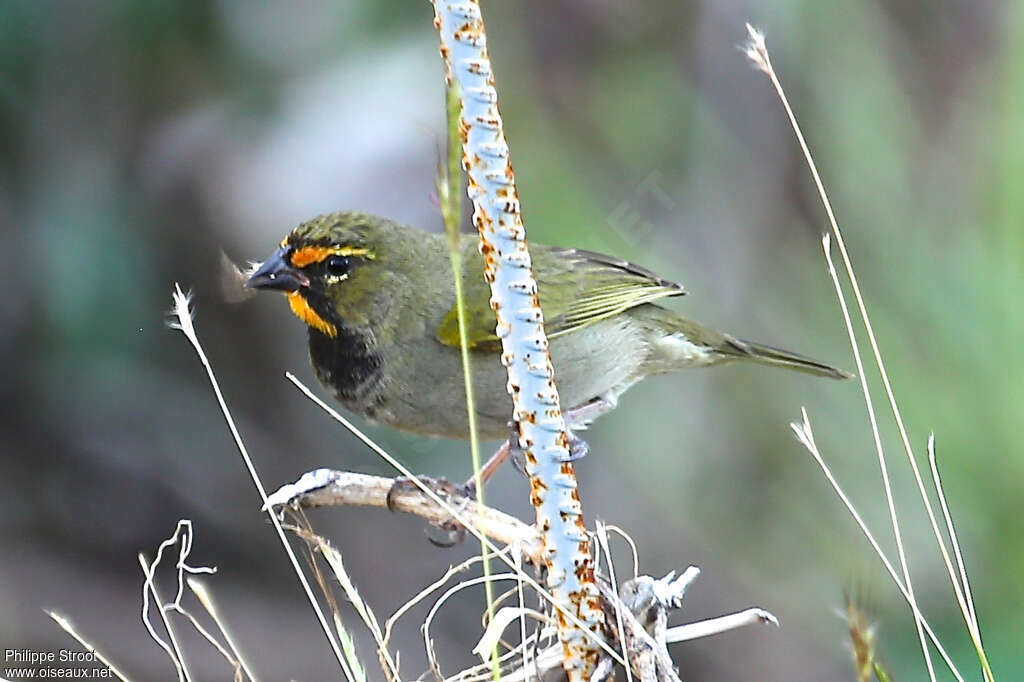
[
  {"left": 141, "top": 520, "right": 253, "bottom": 682},
  {"left": 601, "top": 525, "right": 641, "bottom": 581},
  {"left": 294, "top": 530, "right": 380, "bottom": 679},
  {"left": 423, "top": 573, "right": 531, "bottom": 681},
  {"left": 47, "top": 611, "right": 133, "bottom": 682},
  {"left": 816, "top": 231, "right": 933, "bottom": 674},
  {"left": 790, "top": 410, "right": 964, "bottom": 681},
  {"left": 928, "top": 436, "right": 993, "bottom": 679},
  {"left": 595, "top": 522, "right": 634, "bottom": 682},
  {"left": 384, "top": 553, "right": 502, "bottom": 648},
  {"left": 169, "top": 284, "right": 354, "bottom": 681},
  {"left": 286, "top": 521, "right": 399, "bottom": 682},
  {"left": 187, "top": 578, "right": 258, "bottom": 682},
  {"left": 451, "top": 628, "right": 556, "bottom": 682},
  {"left": 741, "top": 22, "right": 999, "bottom": 679},
  {"left": 511, "top": 543, "right": 536, "bottom": 680},
  {"left": 139, "top": 552, "right": 191, "bottom": 682},
  {"left": 437, "top": 76, "right": 499, "bottom": 677},
  {"left": 333, "top": 613, "right": 368, "bottom": 682},
  {"left": 176, "top": 606, "right": 246, "bottom": 682},
  {"left": 139, "top": 520, "right": 219, "bottom": 682},
  {"left": 473, "top": 607, "right": 554, "bottom": 662}
]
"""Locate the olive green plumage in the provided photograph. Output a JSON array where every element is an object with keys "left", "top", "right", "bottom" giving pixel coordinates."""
[{"left": 247, "top": 211, "right": 850, "bottom": 440}]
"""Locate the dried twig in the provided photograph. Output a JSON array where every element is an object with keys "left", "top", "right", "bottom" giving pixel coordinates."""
[{"left": 266, "top": 469, "right": 542, "bottom": 563}]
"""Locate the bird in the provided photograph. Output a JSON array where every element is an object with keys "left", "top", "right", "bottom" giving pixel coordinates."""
[{"left": 247, "top": 211, "right": 849, "bottom": 483}]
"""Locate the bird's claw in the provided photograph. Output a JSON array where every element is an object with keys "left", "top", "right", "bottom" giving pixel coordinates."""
[
  {"left": 507, "top": 422, "right": 590, "bottom": 471},
  {"left": 507, "top": 421, "right": 528, "bottom": 476},
  {"left": 385, "top": 475, "right": 475, "bottom": 547},
  {"left": 566, "top": 430, "right": 589, "bottom": 461},
  {"left": 385, "top": 475, "right": 474, "bottom": 510},
  {"left": 426, "top": 521, "right": 468, "bottom": 547}
]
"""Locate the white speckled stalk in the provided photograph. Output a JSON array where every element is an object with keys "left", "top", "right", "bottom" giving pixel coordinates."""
[{"left": 431, "top": 2, "right": 604, "bottom": 678}]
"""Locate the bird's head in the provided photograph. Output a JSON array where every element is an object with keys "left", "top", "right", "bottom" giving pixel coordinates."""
[{"left": 247, "top": 212, "right": 400, "bottom": 337}]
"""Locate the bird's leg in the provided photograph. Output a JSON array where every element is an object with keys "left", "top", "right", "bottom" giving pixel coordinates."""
[
  {"left": 389, "top": 428, "right": 518, "bottom": 507},
  {"left": 386, "top": 396, "right": 612, "bottom": 546},
  {"left": 565, "top": 395, "right": 617, "bottom": 427},
  {"left": 497, "top": 398, "right": 613, "bottom": 471},
  {"left": 386, "top": 433, "right": 517, "bottom": 547},
  {"left": 499, "top": 397, "right": 617, "bottom": 473},
  {"left": 461, "top": 434, "right": 515, "bottom": 498},
  {"left": 560, "top": 395, "right": 617, "bottom": 461}
]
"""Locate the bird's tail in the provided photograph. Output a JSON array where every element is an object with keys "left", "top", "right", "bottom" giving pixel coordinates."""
[
  {"left": 720, "top": 335, "right": 853, "bottom": 380},
  {"left": 636, "top": 307, "right": 852, "bottom": 380}
]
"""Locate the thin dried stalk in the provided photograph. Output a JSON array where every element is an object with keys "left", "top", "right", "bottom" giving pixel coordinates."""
[
  {"left": 47, "top": 612, "right": 133, "bottom": 682},
  {"left": 168, "top": 286, "right": 353, "bottom": 680},
  {"left": 791, "top": 409, "right": 964, "bottom": 681},
  {"left": 746, "top": 23, "right": 950, "bottom": 680}
]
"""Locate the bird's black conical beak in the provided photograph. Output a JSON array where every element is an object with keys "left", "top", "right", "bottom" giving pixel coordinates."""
[{"left": 245, "top": 247, "right": 310, "bottom": 292}]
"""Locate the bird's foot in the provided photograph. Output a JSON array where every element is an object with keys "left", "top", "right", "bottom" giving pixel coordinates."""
[
  {"left": 566, "top": 430, "right": 589, "bottom": 461},
  {"left": 508, "top": 424, "right": 589, "bottom": 472},
  {"left": 386, "top": 474, "right": 472, "bottom": 507},
  {"left": 385, "top": 475, "right": 474, "bottom": 547},
  {"left": 508, "top": 420, "right": 528, "bottom": 475},
  {"left": 558, "top": 395, "right": 614, "bottom": 462},
  {"left": 426, "top": 522, "right": 467, "bottom": 548}
]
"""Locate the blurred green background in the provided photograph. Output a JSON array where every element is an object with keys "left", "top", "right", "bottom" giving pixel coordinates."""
[{"left": 1, "top": 1, "right": 1019, "bottom": 679}]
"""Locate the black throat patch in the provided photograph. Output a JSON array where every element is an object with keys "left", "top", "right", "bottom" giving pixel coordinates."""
[{"left": 307, "top": 324, "right": 383, "bottom": 405}]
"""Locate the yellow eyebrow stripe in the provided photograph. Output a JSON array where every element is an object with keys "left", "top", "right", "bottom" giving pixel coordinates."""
[{"left": 287, "top": 245, "right": 374, "bottom": 268}]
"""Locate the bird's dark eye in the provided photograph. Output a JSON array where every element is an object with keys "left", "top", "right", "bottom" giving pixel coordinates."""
[{"left": 325, "top": 254, "right": 351, "bottom": 277}]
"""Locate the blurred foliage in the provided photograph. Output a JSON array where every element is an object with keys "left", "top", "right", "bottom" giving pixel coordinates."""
[{"left": 0, "top": 1, "right": 1019, "bottom": 680}]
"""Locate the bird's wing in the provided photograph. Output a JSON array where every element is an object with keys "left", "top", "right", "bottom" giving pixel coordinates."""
[{"left": 436, "top": 246, "right": 685, "bottom": 351}]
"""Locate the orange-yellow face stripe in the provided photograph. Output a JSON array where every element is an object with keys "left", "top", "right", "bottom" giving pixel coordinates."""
[
  {"left": 287, "top": 292, "right": 337, "bottom": 337},
  {"left": 287, "top": 245, "right": 374, "bottom": 268}
]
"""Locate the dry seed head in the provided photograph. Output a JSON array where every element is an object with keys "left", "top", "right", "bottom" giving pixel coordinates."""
[
  {"left": 844, "top": 597, "right": 879, "bottom": 681},
  {"left": 167, "top": 284, "right": 195, "bottom": 335},
  {"left": 743, "top": 23, "right": 771, "bottom": 75}
]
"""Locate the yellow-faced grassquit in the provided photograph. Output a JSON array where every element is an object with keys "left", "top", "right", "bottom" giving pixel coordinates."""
[{"left": 247, "top": 212, "right": 850, "bottom": 456}]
